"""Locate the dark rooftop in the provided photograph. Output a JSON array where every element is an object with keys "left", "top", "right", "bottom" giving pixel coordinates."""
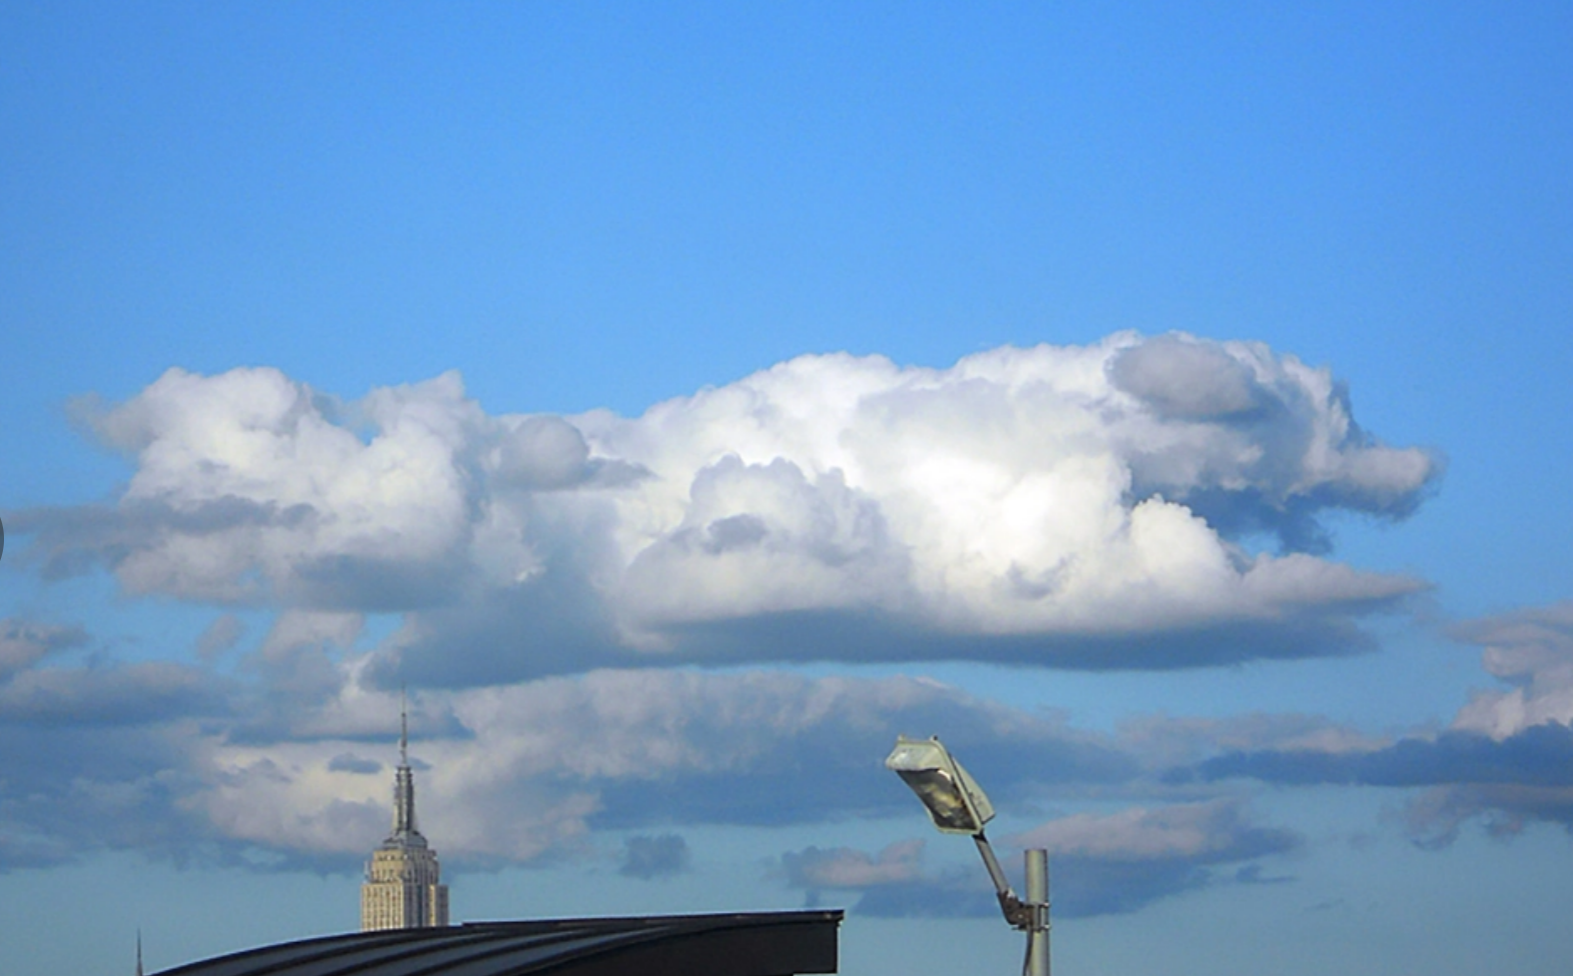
[{"left": 154, "top": 910, "right": 842, "bottom": 976}]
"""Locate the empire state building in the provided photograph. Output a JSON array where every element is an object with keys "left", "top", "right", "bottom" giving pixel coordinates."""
[{"left": 360, "top": 705, "right": 449, "bottom": 931}]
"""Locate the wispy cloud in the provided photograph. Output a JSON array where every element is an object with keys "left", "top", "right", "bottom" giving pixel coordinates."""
[
  {"left": 780, "top": 839, "right": 925, "bottom": 890},
  {"left": 782, "top": 800, "right": 1297, "bottom": 919},
  {"left": 618, "top": 833, "right": 691, "bottom": 879},
  {"left": 1173, "top": 601, "right": 1573, "bottom": 846},
  {"left": 0, "top": 619, "right": 87, "bottom": 681}
]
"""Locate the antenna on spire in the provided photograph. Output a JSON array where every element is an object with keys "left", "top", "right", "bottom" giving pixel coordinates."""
[
  {"left": 399, "top": 685, "right": 409, "bottom": 767},
  {"left": 136, "top": 929, "right": 144, "bottom": 976}
]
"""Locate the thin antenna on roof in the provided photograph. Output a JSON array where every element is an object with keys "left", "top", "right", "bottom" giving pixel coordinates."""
[
  {"left": 399, "top": 685, "right": 409, "bottom": 768},
  {"left": 135, "top": 929, "right": 144, "bottom": 976}
]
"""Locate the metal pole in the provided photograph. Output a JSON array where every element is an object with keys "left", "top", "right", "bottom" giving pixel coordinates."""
[
  {"left": 973, "top": 833, "right": 1015, "bottom": 902},
  {"left": 1024, "top": 849, "right": 1049, "bottom": 976}
]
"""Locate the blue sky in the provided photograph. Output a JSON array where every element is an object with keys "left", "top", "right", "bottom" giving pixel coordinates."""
[{"left": 2, "top": 3, "right": 1572, "bottom": 975}]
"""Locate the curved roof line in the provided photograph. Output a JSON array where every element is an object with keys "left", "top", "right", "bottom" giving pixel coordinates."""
[{"left": 154, "top": 910, "right": 843, "bottom": 976}]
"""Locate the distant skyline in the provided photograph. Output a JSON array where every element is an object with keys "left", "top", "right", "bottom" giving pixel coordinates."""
[{"left": 3, "top": 4, "right": 1573, "bottom": 976}]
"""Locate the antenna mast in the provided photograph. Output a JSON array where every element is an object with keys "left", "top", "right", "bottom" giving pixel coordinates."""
[{"left": 399, "top": 687, "right": 409, "bottom": 768}]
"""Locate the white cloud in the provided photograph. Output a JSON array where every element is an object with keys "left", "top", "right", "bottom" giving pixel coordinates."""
[
  {"left": 1010, "top": 799, "right": 1280, "bottom": 861},
  {"left": 781, "top": 839, "right": 925, "bottom": 888},
  {"left": 195, "top": 613, "right": 245, "bottom": 662},
  {"left": 0, "top": 659, "right": 218, "bottom": 726},
  {"left": 0, "top": 615, "right": 1334, "bottom": 876},
  {"left": 796, "top": 799, "right": 1297, "bottom": 919},
  {"left": 22, "top": 333, "right": 1437, "bottom": 677},
  {"left": 164, "top": 666, "right": 1134, "bottom": 863},
  {"left": 0, "top": 619, "right": 84, "bottom": 681},
  {"left": 257, "top": 611, "right": 363, "bottom": 662},
  {"left": 1154, "top": 602, "right": 1573, "bottom": 848},
  {"left": 1109, "top": 335, "right": 1264, "bottom": 419},
  {"left": 619, "top": 833, "right": 691, "bottom": 879},
  {"left": 1116, "top": 711, "right": 1386, "bottom": 773},
  {"left": 1450, "top": 602, "right": 1573, "bottom": 739}
]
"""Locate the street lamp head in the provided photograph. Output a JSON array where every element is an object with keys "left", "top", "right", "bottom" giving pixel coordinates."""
[
  {"left": 884, "top": 735, "right": 995, "bottom": 835},
  {"left": 885, "top": 735, "right": 1049, "bottom": 972}
]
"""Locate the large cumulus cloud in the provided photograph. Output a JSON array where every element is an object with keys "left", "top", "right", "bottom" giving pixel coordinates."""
[{"left": 15, "top": 333, "right": 1438, "bottom": 683}]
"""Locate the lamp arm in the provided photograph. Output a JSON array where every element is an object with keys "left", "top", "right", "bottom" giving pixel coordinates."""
[{"left": 973, "top": 832, "right": 1032, "bottom": 930}]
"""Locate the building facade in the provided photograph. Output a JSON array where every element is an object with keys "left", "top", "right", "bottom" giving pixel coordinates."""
[{"left": 360, "top": 706, "right": 449, "bottom": 931}]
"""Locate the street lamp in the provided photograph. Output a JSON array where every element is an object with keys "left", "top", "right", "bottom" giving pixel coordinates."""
[{"left": 886, "top": 735, "right": 1050, "bottom": 976}]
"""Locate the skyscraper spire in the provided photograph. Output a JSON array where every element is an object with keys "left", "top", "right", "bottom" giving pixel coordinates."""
[
  {"left": 135, "top": 930, "right": 143, "bottom": 976},
  {"left": 392, "top": 688, "right": 417, "bottom": 838},
  {"left": 362, "top": 690, "right": 449, "bottom": 931}
]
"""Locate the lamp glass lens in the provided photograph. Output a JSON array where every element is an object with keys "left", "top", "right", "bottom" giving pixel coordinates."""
[{"left": 896, "top": 769, "right": 981, "bottom": 833}]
